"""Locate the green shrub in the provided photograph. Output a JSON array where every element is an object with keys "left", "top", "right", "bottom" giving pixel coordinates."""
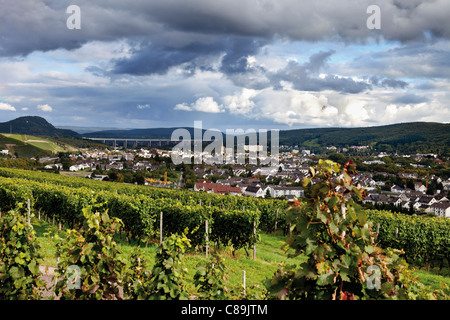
[
  {"left": 54, "top": 207, "right": 126, "bottom": 300},
  {"left": 122, "top": 248, "right": 153, "bottom": 300},
  {"left": 266, "top": 160, "right": 449, "bottom": 300},
  {"left": 194, "top": 253, "right": 229, "bottom": 299},
  {"left": 0, "top": 204, "right": 44, "bottom": 299},
  {"left": 147, "top": 232, "right": 191, "bottom": 300}
]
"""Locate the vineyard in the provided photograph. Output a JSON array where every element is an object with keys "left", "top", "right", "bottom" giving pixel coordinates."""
[
  {"left": 368, "top": 210, "right": 450, "bottom": 268},
  {"left": 0, "top": 165, "right": 449, "bottom": 300},
  {"left": 0, "top": 168, "right": 290, "bottom": 252}
]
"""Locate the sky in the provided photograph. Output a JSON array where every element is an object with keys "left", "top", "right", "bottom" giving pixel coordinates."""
[{"left": 0, "top": 0, "right": 449, "bottom": 131}]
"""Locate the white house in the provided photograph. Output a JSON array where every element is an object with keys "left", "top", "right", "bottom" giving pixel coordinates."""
[
  {"left": 91, "top": 174, "right": 108, "bottom": 181},
  {"left": 298, "top": 166, "right": 310, "bottom": 174},
  {"left": 429, "top": 202, "right": 450, "bottom": 218},
  {"left": 244, "top": 185, "right": 267, "bottom": 198},
  {"left": 253, "top": 167, "right": 278, "bottom": 177},
  {"left": 434, "top": 195, "right": 448, "bottom": 203},
  {"left": 44, "top": 163, "right": 63, "bottom": 170},
  {"left": 414, "top": 182, "right": 427, "bottom": 193},
  {"left": 269, "top": 186, "right": 304, "bottom": 199},
  {"left": 442, "top": 179, "right": 450, "bottom": 191},
  {"left": 69, "top": 163, "right": 90, "bottom": 172},
  {"left": 105, "top": 162, "right": 124, "bottom": 170},
  {"left": 417, "top": 195, "right": 437, "bottom": 207},
  {"left": 363, "top": 160, "right": 385, "bottom": 165},
  {"left": 391, "top": 185, "right": 404, "bottom": 194},
  {"left": 232, "top": 167, "right": 247, "bottom": 176},
  {"left": 374, "top": 181, "right": 386, "bottom": 187}
]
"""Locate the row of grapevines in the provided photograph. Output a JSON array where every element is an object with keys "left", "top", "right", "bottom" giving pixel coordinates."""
[
  {"left": 0, "top": 176, "right": 259, "bottom": 250},
  {"left": 0, "top": 167, "right": 287, "bottom": 233},
  {"left": 2, "top": 168, "right": 448, "bottom": 264},
  {"left": 368, "top": 209, "right": 450, "bottom": 265}
]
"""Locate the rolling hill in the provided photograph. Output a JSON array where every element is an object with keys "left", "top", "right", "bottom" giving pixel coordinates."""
[
  {"left": 85, "top": 121, "right": 449, "bottom": 155},
  {"left": 2, "top": 116, "right": 448, "bottom": 156},
  {"left": 0, "top": 134, "right": 79, "bottom": 158},
  {"left": 84, "top": 127, "right": 208, "bottom": 139},
  {"left": 0, "top": 116, "right": 80, "bottom": 138},
  {"left": 278, "top": 122, "right": 449, "bottom": 154},
  {"left": 0, "top": 117, "right": 108, "bottom": 157}
]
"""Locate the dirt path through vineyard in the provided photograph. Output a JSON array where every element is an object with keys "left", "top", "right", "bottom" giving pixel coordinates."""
[{"left": 39, "top": 265, "right": 57, "bottom": 299}]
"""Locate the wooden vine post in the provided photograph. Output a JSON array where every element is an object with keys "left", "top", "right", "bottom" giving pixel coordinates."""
[
  {"left": 160, "top": 211, "right": 163, "bottom": 244},
  {"left": 205, "top": 219, "right": 209, "bottom": 259},
  {"left": 253, "top": 220, "right": 257, "bottom": 260},
  {"left": 27, "top": 198, "right": 31, "bottom": 225},
  {"left": 242, "top": 270, "right": 246, "bottom": 294},
  {"left": 275, "top": 208, "right": 279, "bottom": 231}
]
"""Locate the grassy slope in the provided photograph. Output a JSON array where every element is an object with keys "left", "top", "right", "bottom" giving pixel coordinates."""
[
  {"left": 32, "top": 217, "right": 449, "bottom": 298},
  {"left": 33, "top": 216, "right": 303, "bottom": 294},
  {"left": 0, "top": 134, "right": 78, "bottom": 156},
  {"left": 0, "top": 134, "right": 51, "bottom": 158}
]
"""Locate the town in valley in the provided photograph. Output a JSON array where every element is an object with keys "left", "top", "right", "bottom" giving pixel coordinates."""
[{"left": 3, "top": 138, "right": 448, "bottom": 219}]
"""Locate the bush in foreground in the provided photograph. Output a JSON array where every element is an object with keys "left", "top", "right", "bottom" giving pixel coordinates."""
[
  {"left": 0, "top": 204, "right": 44, "bottom": 299},
  {"left": 266, "top": 160, "right": 449, "bottom": 300}
]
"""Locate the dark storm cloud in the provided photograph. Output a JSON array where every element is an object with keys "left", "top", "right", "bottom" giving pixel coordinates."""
[
  {"left": 380, "top": 78, "right": 408, "bottom": 89},
  {"left": 270, "top": 59, "right": 371, "bottom": 94},
  {"left": 266, "top": 50, "right": 409, "bottom": 94},
  {"left": 303, "top": 50, "right": 336, "bottom": 73},
  {"left": 0, "top": 0, "right": 161, "bottom": 56},
  {"left": 393, "top": 93, "right": 429, "bottom": 104},
  {"left": 112, "top": 42, "right": 201, "bottom": 76},
  {"left": 111, "top": 36, "right": 268, "bottom": 76},
  {"left": 2, "top": 0, "right": 450, "bottom": 58},
  {"left": 351, "top": 41, "right": 450, "bottom": 80},
  {"left": 0, "top": 0, "right": 447, "bottom": 99},
  {"left": 140, "top": 0, "right": 450, "bottom": 43},
  {"left": 367, "top": 76, "right": 408, "bottom": 89},
  {"left": 219, "top": 37, "right": 268, "bottom": 74}
]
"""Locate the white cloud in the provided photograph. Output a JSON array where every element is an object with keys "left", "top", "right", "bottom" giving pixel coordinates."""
[
  {"left": 341, "top": 99, "right": 371, "bottom": 126},
  {"left": 37, "top": 104, "right": 53, "bottom": 112},
  {"left": 383, "top": 102, "right": 447, "bottom": 123},
  {"left": 174, "top": 96, "right": 224, "bottom": 113},
  {"left": 0, "top": 2, "right": 448, "bottom": 129},
  {"left": 223, "top": 88, "right": 258, "bottom": 115},
  {"left": 174, "top": 102, "right": 193, "bottom": 111},
  {"left": 192, "top": 97, "right": 224, "bottom": 113},
  {"left": 255, "top": 89, "right": 339, "bottom": 126},
  {"left": 0, "top": 102, "right": 16, "bottom": 111}
]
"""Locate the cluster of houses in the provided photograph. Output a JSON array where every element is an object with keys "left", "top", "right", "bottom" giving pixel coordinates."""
[
  {"left": 364, "top": 189, "right": 450, "bottom": 218},
  {"left": 194, "top": 179, "right": 304, "bottom": 200},
  {"left": 192, "top": 160, "right": 309, "bottom": 200},
  {"left": 358, "top": 173, "right": 450, "bottom": 218},
  {"left": 331, "top": 167, "right": 450, "bottom": 218},
  {"left": 41, "top": 150, "right": 145, "bottom": 172},
  {"left": 33, "top": 147, "right": 450, "bottom": 217}
]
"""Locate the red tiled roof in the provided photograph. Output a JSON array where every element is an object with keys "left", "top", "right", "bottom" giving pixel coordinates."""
[{"left": 195, "top": 182, "right": 242, "bottom": 195}]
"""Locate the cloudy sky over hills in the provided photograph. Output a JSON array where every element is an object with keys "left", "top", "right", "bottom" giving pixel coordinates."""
[{"left": 0, "top": 0, "right": 449, "bottom": 131}]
